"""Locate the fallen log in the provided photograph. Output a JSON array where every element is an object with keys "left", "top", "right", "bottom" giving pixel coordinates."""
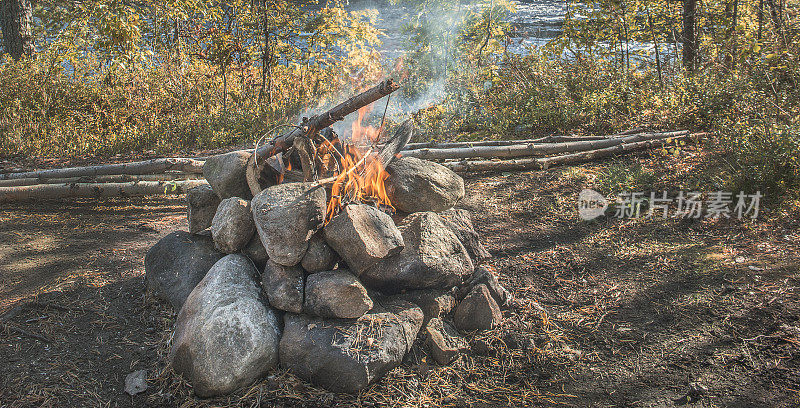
[
  {"left": 0, "top": 179, "right": 208, "bottom": 203},
  {"left": 0, "top": 158, "right": 205, "bottom": 181},
  {"left": 0, "top": 173, "right": 204, "bottom": 188},
  {"left": 401, "top": 131, "right": 689, "bottom": 161},
  {"left": 443, "top": 133, "right": 704, "bottom": 173},
  {"left": 254, "top": 78, "right": 400, "bottom": 162},
  {"left": 399, "top": 128, "right": 650, "bottom": 150},
  {"left": 397, "top": 135, "right": 611, "bottom": 150},
  {"left": 529, "top": 135, "right": 620, "bottom": 143},
  {"left": 536, "top": 134, "right": 703, "bottom": 169}
]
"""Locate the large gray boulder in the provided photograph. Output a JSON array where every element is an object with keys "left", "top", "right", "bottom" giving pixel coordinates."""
[
  {"left": 361, "top": 212, "right": 474, "bottom": 293},
  {"left": 438, "top": 208, "right": 491, "bottom": 263},
  {"left": 203, "top": 151, "right": 253, "bottom": 200},
  {"left": 171, "top": 255, "right": 281, "bottom": 398},
  {"left": 251, "top": 182, "right": 327, "bottom": 266},
  {"left": 186, "top": 185, "right": 220, "bottom": 234},
  {"left": 300, "top": 232, "right": 338, "bottom": 273},
  {"left": 323, "top": 204, "right": 404, "bottom": 274},
  {"left": 145, "top": 231, "right": 225, "bottom": 310},
  {"left": 210, "top": 197, "right": 255, "bottom": 253},
  {"left": 261, "top": 260, "right": 304, "bottom": 314},
  {"left": 304, "top": 270, "right": 373, "bottom": 319},
  {"left": 279, "top": 299, "right": 423, "bottom": 393},
  {"left": 385, "top": 157, "right": 465, "bottom": 213}
]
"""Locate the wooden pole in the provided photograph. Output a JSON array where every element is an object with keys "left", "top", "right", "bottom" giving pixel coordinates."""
[
  {"left": 0, "top": 179, "right": 208, "bottom": 203},
  {"left": 443, "top": 133, "right": 703, "bottom": 173},
  {"left": 401, "top": 131, "right": 689, "bottom": 161},
  {"left": 0, "top": 173, "right": 204, "bottom": 187},
  {"left": 0, "top": 157, "right": 205, "bottom": 181},
  {"left": 399, "top": 128, "right": 649, "bottom": 151}
]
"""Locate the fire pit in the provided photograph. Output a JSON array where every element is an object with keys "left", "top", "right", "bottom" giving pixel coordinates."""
[{"left": 144, "top": 80, "right": 511, "bottom": 397}]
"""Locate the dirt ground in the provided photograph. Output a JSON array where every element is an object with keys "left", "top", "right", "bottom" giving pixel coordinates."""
[{"left": 1, "top": 151, "right": 799, "bottom": 407}]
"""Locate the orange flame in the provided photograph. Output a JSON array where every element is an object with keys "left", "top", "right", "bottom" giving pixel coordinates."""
[
  {"left": 351, "top": 104, "right": 382, "bottom": 145},
  {"left": 325, "top": 145, "right": 393, "bottom": 222},
  {"left": 266, "top": 105, "right": 393, "bottom": 222}
]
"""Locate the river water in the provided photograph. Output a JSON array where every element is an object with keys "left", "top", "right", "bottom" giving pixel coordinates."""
[
  {"left": 329, "top": 0, "right": 569, "bottom": 129},
  {"left": 343, "top": 0, "right": 566, "bottom": 60}
]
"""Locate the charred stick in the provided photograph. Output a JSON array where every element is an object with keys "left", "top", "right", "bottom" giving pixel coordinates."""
[{"left": 255, "top": 78, "right": 400, "bottom": 162}]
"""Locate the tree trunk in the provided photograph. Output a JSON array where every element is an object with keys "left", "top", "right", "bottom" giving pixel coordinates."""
[
  {"left": 0, "top": 0, "right": 34, "bottom": 60},
  {"left": 0, "top": 158, "right": 205, "bottom": 181},
  {"left": 399, "top": 136, "right": 610, "bottom": 150},
  {"left": 758, "top": 0, "right": 764, "bottom": 41},
  {"left": 731, "top": 0, "right": 738, "bottom": 67},
  {"left": 0, "top": 180, "right": 208, "bottom": 203},
  {"left": 648, "top": 9, "right": 664, "bottom": 87},
  {"left": 258, "top": 0, "right": 272, "bottom": 107},
  {"left": 621, "top": 2, "right": 631, "bottom": 73},
  {"left": 724, "top": 0, "right": 739, "bottom": 68},
  {"left": 765, "top": 0, "right": 782, "bottom": 31},
  {"left": 401, "top": 131, "right": 690, "bottom": 161},
  {"left": 0, "top": 173, "right": 203, "bottom": 187},
  {"left": 682, "top": 0, "right": 698, "bottom": 72},
  {"left": 443, "top": 133, "right": 702, "bottom": 173}
]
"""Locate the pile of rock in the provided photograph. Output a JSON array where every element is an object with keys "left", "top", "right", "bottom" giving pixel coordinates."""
[{"left": 145, "top": 155, "right": 511, "bottom": 397}]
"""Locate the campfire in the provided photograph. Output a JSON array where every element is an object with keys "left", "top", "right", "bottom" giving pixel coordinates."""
[
  {"left": 0, "top": 76, "right": 700, "bottom": 397},
  {"left": 144, "top": 78, "right": 510, "bottom": 397}
]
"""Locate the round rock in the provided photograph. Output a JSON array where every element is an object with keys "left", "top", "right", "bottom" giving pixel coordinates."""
[
  {"left": 385, "top": 156, "right": 465, "bottom": 213},
  {"left": 171, "top": 254, "right": 281, "bottom": 398},
  {"left": 304, "top": 270, "right": 373, "bottom": 319},
  {"left": 211, "top": 197, "right": 255, "bottom": 254}
]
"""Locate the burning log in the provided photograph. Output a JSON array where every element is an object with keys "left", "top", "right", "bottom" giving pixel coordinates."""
[
  {"left": 443, "top": 132, "right": 704, "bottom": 173},
  {"left": 0, "top": 179, "right": 208, "bottom": 203},
  {"left": 377, "top": 119, "right": 414, "bottom": 167},
  {"left": 0, "top": 157, "right": 204, "bottom": 181},
  {"left": 254, "top": 78, "right": 400, "bottom": 162},
  {"left": 400, "top": 131, "right": 690, "bottom": 161},
  {"left": 227, "top": 79, "right": 401, "bottom": 197}
]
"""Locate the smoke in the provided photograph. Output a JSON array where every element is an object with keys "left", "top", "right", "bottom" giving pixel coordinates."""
[
  {"left": 320, "top": 0, "right": 480, "bottom": 141},
  {"left": 302, "top": 0, "right": 528, "bottom": 142}
]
